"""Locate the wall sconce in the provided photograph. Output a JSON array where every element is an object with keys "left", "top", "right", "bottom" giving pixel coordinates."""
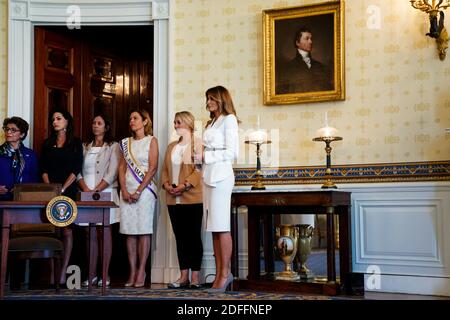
[{"left": 410, "top": 0, "right": 450, "bottom": 60}]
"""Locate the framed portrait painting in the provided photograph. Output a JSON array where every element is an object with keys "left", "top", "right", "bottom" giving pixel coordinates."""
[{"left": 263, "top": 1, "right": 345, "bottom": 105}]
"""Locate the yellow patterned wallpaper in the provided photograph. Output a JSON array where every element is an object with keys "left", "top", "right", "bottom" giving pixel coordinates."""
[
  {"left": 0, "top": 0, "right": 6, "bottom": 144},
  {"left": 172, "top": 0, "right": 450, "bottom": 167},
  {"left": 0, "top": 1, "right": 449, "bottom": 165}
]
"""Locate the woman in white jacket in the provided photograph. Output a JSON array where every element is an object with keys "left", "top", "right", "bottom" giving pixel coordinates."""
[
  {"left": 199, "top": 85, "right": 239, "bottom": 292},
  {"left": 77, "top": 113, "right": 121, "bottom": 287}
]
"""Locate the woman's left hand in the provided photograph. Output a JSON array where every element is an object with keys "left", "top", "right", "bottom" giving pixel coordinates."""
[
  {"left": 171, "top": 184, "right": 185, "bottom": 196},
  {"left": 130, "top": 190, "right": 141, "bottom": 203}
]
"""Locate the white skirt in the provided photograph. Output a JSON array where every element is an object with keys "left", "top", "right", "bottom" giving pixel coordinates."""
[{"left": 203, "top": 174, "right": 234, "bottom": 232}]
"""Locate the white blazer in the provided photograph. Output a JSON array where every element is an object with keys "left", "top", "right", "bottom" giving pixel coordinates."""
[
  {"left": 77, "top": 141, "right": 121, "bottom": 188},
  {"left": 202, "top": 114, "right": 239, "bottom": 186}
]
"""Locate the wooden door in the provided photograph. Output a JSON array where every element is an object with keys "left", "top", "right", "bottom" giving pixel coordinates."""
[
  {"left": 33, "top": 28, "right": 82, "bottom": 154},
  {"left": 34, "top": 26, "right": 154, "bottom": 151}
]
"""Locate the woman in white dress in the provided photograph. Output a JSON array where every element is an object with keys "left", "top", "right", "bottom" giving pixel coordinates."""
[
  {"left": 119, "top": 110, "right": 158, "bottom": 288},
  {"left": 197, "top": 86, "right": 239, "bottom": 292},
  {"left": 77, "top": 114, "right": 120, "bottom": 287}
]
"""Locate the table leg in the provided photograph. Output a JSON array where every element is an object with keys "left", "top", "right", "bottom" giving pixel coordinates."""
[
  {"left": 1, "top": 225, "right": 10, "bottom": 299},
  {"left": 338, "top": 205, "right": 352, "bottom": 289},
  {"left": 102, "top": 223, "right": 110, "bottom": 296},
  {"left": 326, "top": 206, "right": 336, "bottom": 283},
  {"left": 88, "top": 223, "right": 95, "bottom": 293},
  {"left": 247, "top": 207, "right": 260, "bottom": 280},
  {"left": 230, "top": 204, "right": 239, "bottom": 283},
  {"left": 263, "top": 214, "right": 274, "bottom": 274}
]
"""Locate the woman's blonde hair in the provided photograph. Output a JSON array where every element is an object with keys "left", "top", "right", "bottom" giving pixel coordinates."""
[
  {"left": 130, "top": 109, "right": 153, "bottom": 136},
  {"left": 205, "top": 85, "right": 240, "bottom": 126},
  {"left": 174, "top": 111, "right": 195, "bottom": 134}
]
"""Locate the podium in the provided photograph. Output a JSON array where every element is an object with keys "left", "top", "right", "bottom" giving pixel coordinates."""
[{"left": 0, "top": 201, "right": 117, "bottom": 299}]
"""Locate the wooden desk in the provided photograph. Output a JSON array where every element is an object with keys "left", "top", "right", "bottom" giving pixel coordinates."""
[
  {"left": 0, "top": 201, "right": 116, "bottom": 299},
  {"left": 230, "top": 190, "right": 352, "bottom": 295}
]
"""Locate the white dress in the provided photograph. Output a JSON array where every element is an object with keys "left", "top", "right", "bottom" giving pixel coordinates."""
[
  {"left": 202, "top": 115, "right": 239, "bottom": 232},
  {"left": 119, "top": 136, "right": 156, "bottom": 235},
  {"left": 78, "top": 146, "right": 120, "bottom": 225}
]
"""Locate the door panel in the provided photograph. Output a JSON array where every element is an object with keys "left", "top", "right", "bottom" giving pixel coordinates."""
[{"left": 34, "top": 27, "right": 82, "bottom": 154}]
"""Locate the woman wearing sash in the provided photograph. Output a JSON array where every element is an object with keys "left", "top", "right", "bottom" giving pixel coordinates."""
[
  {"left": 41, "top": 109, "right": 83, "bottom": 285},
  {"left": 119, "top": 110, "right": 158, "bottom": 288},
  {"left": 197, "top": 86, "right": 239, "bottom": 292},
  {"left": 77, "top": 113, "right": 121, "bottom": 287},
  {"left": 161, "top": 111, "right": 203, "bottom": 289}
]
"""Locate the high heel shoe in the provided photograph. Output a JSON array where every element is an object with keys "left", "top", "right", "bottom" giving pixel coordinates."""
[
  {"left": 134, "top": 273, "right": 146, "bottom": 288},
  {"left": 168, "top": 279, "right": 190, "bottom": 289},
  {"left": 205, "top": 273, "right": 233, "bottom": 293},
  {"left": 82, "top": 276, "right": 98, "bottom": 287},
  {"left": 124, "top": 276, "right": 135, "bottom": 287},
  {"left": 98, "top": 277, "right": 110, "bottom": 287}
]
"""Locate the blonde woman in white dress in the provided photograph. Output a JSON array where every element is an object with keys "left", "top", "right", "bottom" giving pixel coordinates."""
[
  {"left": 119, "top": 110, "right": 158, "bottom": 288},
  {"left": 197, "top": 86, "right": 239, "bottom": 292},
  {"left": 77, "top": 114, "right": 121, "bottom": 287}
]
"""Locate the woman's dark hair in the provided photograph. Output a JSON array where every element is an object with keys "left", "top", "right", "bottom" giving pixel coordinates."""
[
  {"left": 3, "top": 116, "right": 29, "bottom": 141},
  {"left": 85, "top": 113, "right": 115, "bottom": 146},
  {"left": 205, "top": 85, "right": 240, "bottom": 127},
  {"left": 129, "top": 109, "right": 153, "bottom": 136},
  {"left": 44, "top": 108, "right": 77, "bottom": 150}
]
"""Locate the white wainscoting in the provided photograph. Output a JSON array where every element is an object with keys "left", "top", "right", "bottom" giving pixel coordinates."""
[
  {"left": 221, "top": 182, "right": 450, "bottom": 296},
  {"left": 349, "top": 182, "right": 450, "bottom": 296}
]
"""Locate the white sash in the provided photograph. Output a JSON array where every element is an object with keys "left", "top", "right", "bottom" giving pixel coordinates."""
[{"left": 120, "top": 137, "right": 157, "bottom": 199}]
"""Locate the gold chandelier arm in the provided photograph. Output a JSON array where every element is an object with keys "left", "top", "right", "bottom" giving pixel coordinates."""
[
  {"left": 411, "top": 0, "right": 432, "bottom": 12},
  {"left": 435, "top": 0, "right": 450, "bottom": 10}
]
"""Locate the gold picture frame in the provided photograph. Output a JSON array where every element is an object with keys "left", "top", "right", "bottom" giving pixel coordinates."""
[{"left": 263, "top": 1, "right": 345, "bottom": 105}]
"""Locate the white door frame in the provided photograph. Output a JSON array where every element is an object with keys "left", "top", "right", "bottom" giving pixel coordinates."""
[{"left": 7, "top": 0, "right": 171, "bottom": 282}]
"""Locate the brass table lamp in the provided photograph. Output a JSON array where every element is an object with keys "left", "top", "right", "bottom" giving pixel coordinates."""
[
  {"left": 245, "top": 130, "right": 271, "bottom": 190},
  {"left": 313, "top": 126, "right": 342, "bottom": 189}
]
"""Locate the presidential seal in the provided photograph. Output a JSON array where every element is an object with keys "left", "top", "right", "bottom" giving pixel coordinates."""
[{"left": 46, "top": 196, "right": 78, "bottom": 227}]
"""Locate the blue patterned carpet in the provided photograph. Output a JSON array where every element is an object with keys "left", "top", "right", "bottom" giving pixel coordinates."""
[{"left": 5, "top": 287, "right": 330, "bottom": 300}]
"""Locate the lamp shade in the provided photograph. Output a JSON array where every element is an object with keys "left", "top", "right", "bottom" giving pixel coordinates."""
[
  {"left": 316, "top": 126, "right": 338, "bottom": 138},
  {"left": 248, "top": 129, "right": 268, "bottom": 143}
]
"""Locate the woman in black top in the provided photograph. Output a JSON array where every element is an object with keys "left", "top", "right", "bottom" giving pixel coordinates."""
[{"left": 41, "top": 109, "right": 83, "bottom": 285}]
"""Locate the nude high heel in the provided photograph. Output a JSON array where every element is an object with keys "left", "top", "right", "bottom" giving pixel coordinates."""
[
  {"left": 134, "top": 273, "right": 146, "bottom": 288},
  {"left": 205, "top": 273, "right": 233, "bottom": 293}
]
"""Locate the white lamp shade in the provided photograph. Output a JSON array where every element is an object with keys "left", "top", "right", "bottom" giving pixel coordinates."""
[
  {"left": 316, "top": 126, "right": 338, "bottom": 138},
  {"left": 248, "top": 129, "right": 267, "bottom": 143}
]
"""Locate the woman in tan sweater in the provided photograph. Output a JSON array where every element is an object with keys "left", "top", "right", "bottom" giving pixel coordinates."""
[{"left": 161, "top": 111, "right": 203, "bottom": 289}]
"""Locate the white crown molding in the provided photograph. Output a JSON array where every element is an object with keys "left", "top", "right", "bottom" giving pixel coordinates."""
[
  {"left": 9, "top": 0, "right": 165, "bottom": 23},
  {"left": 9, "top": 0, "right": 30, "bottom": 20},
  {"left": 152, "top": 1, "right": 169, "bottom": 20}
]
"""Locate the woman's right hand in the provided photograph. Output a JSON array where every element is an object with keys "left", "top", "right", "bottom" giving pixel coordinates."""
[
  {"left": 164, "top": 182, "right": 174, "bottom": 194},
  {"left": 193, "top": 149, "right": 204, "bottom": 163},
  {"left": 121, "top": 189, "right": 132, "bottom": 203},
  {"left": 0, "top": 185, "right": 8, "bottom": 195}
]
